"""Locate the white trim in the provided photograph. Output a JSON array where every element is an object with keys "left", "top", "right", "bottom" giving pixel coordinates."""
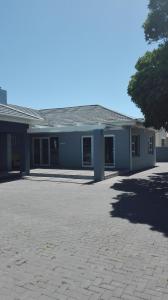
[
  {"left": 81, "top": 136, "right": 94, "bottom": 168},
  {"left": 104, "top": 135, "right": 115, "bottom": 169},
  {"left": 32, "top": 137, "right": 50, "bottom": 167},
  {"left": 0, "top": 113, "right": 44, "bottom": 125},
  {"left": 29, "top": 124, "right": 105, "bottom": 133}
]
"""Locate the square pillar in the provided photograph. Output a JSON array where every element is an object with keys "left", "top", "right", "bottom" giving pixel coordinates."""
[
  {"left": 7, "top": 134, "right": 12, "bottom": 171},
  {"left": 20, "top": 134, "right": 30, "bottom": 175},
  {"left": 93, "top": 129, "right": 105, "bottom": 181}
]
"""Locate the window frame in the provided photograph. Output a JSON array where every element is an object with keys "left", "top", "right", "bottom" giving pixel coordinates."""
[
  {"left": 132, "top": 135, "right": 140, "bottom": 157},
  {"left": 161, "top": 138, "right": 165, "bottom": 147},
  {"left": 104, "top": 135, "right": 115, "bottom": 168},
  {"left": 81, "top": 136, "right": 94, "bottom": 167},
  {"left": 148, "top": 136, "right": 154, "bottom": 154}
]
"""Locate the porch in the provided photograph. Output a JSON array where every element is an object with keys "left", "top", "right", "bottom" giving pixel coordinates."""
[{"left": 30, "top": 128, "right": 117, "bottom": 182}]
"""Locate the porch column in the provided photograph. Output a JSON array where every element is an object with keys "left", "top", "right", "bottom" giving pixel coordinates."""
[
  {"left": 20, "top": 133, "right": 30, "bottom": 175},
  {"left": 7, "top": 134, "right": 12, "bottom": 171},
  {"left": 93, "top": 129, "right": 105, "bottom": 181}
]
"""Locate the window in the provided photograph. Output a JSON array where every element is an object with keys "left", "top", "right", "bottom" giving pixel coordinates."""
[
  {"left": 161, "top": 139, "right": 165, "bottom": 147},
  {"left": 104, "top": 136, "right": 115, "bottom": 167},
  {"left": 132, "top": 135, "right": 140, "bottom": 157},
  {"left": 82, "top": 136, "right": 93, "bottom": 166},
  {"left": 148, "top": 136, "right": 154, "bottom": 154}
]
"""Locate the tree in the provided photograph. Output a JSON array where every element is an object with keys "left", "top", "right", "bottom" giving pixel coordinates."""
[
  {"left": 143, "top": 0, "right": 168, "bottom": 43},
  {"left": 128, "top": 43, "right": 168, "bottom": 130},
  {"left": 128, "top": 0, "right": 168, "bottom": 130}
]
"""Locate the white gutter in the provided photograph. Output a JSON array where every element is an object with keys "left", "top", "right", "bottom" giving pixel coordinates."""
[
  {"left": 28, "top": 124, "right": 106, "bottom": 133},
  {"left": 0, "top": 113, "right": 45, "bottom": 125}
]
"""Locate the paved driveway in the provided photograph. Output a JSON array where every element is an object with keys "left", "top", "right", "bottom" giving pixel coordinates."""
[{"left": 0, "top": 163, "right": 168, "bottom": 300}]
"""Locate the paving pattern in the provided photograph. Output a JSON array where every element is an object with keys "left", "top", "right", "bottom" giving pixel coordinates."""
[{"left": 0, "top": 163, "right": 168, "bottom": 299}]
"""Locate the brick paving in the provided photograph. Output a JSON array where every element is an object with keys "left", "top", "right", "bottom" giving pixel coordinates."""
[{"left": 0, "top": 163, "right": 168, "bottom": 299}]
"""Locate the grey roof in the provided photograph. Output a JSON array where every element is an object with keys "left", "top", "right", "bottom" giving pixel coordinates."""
[
  {"left": 0, "top": 103, "right": 134, "bottom": 127},
  {"left": 8, "top": 104, "right": 43, "bottom": 120},
  {"left": 0, "top": 104, "right": 44, "bottom": 121},
  {"left": 39, "top": 105, "right": 133, "bottom": 127}
]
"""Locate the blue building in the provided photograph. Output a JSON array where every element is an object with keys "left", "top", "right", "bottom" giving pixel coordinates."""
[{"left": 0, "top": 88, "right": 156, "bottom": 181}]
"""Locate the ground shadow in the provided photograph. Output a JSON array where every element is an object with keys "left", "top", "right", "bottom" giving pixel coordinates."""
[
  {"left": 25, "top": 172, "right": 95, "bottom": 185},
  {"left": 110, "top": 172, "right": 168, "bottom": 237},
  {"left": 0, "top": 171, "right": 22, "bottom": 183}
]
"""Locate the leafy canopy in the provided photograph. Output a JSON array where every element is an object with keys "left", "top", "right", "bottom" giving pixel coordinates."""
[
  {"left": 128, "top": 43, "right": 168, "bottom": 130},
  {"left": 143, "top": 0, "right": 168, "bottom": 42},
  {"left": 128, "top": 0, "right": 168, "bottom": 130}
]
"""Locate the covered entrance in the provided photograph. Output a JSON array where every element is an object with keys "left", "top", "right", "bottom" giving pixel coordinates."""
[{"left": 0, "top": 121, "right": 30, "bottom": 181}]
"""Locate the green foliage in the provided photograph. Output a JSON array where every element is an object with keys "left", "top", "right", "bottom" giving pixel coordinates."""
[
  {"left": 143, "top": 0, "right": 168, "bottom": 42},
  {"left": 128, "top": 43, "right": 168, "bottom": 130},
  {"left": 128, "top": 0, "right": 168, "bottom": 130}
]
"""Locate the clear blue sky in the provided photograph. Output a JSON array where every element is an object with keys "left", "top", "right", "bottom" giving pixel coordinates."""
[{"left": 0, "top": 0, "right": 154, "bottom": 117}]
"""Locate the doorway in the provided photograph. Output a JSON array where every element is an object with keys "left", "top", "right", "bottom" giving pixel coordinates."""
[{"left": 33, "top": 137, "right": 50, "bottom": 167}]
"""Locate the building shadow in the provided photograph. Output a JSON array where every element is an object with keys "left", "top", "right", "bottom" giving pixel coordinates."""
[
  {"left": 25, "top": 171, "right": 95, "bottom": 185},
  {"left": 110, "top": 172, "right": 168, "bottom": 237},
  {"left": 29, "top": 172, "right": 93, "bottom": 180}
]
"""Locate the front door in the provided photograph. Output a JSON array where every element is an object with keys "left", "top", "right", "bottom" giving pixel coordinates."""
[
  {"left": 33, "top": 137, "right": 50, "bottom": 167},
  {"left": 104, "top": 136, "right": 115, "bottom": 168}
]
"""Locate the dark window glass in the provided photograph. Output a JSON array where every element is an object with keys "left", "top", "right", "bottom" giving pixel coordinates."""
[
  {"left": 105, "top": 137, "right": 114, "bottom": 166},
  {"left": 132, "top": 135, "right": 140, "bottom": 157},
  {"left": 83, "top": 137, "right": 92, "bottom": 166},
  {"left": 11, "top": 134, "right": 21, "bottom": 170},
  {"left": 34, "top": 139, "right": 40, "bottom": 165},
  {"left": 41, "top": 139, "right": 49, "bottom": 165}
]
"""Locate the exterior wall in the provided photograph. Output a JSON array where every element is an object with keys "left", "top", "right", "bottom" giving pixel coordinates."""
[
  {"left": 104, "top": 127, "right": 131, "bottom": 170},
  {"left": 31, "top": 131, "right": 93, "bottom": 169},
  {"left": 156, "top": 147, "right": 168, "bottom": 162},
  {"left": 30, "top": 127, "right": 131, "bottom": 170},
  {"left": 131, "top": 127, "right": 156, "bottom": 171},
  {"left": 30, "top": 127, "right": 156, "bottom": 172}
]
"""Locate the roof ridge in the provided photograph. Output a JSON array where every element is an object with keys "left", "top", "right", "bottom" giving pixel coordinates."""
[
  {"left": 39, "top": 104, "right": 134, "bottom": 120},
  {"left": 39, "top": 104, "right": 99, "bottom": 111},
  {"left": 96, "top": 105, "right": 134, "bottom": 120}
]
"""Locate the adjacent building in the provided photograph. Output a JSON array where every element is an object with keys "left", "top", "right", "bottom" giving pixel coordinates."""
[{"left": 156, "top": 128, "right": 168, "bottom": 162}]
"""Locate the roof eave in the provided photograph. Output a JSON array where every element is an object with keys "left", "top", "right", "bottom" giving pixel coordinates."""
[{"left": 0, "top": 114, "right": 45, "bottom": 125}]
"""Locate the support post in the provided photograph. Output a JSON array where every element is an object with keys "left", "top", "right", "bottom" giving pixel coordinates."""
[
  {"left": 7, "top": 134, "right": 12, "bottom": 171},
  {"left": 93, "top": 129, "right": 105, "bottom": 181}
]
